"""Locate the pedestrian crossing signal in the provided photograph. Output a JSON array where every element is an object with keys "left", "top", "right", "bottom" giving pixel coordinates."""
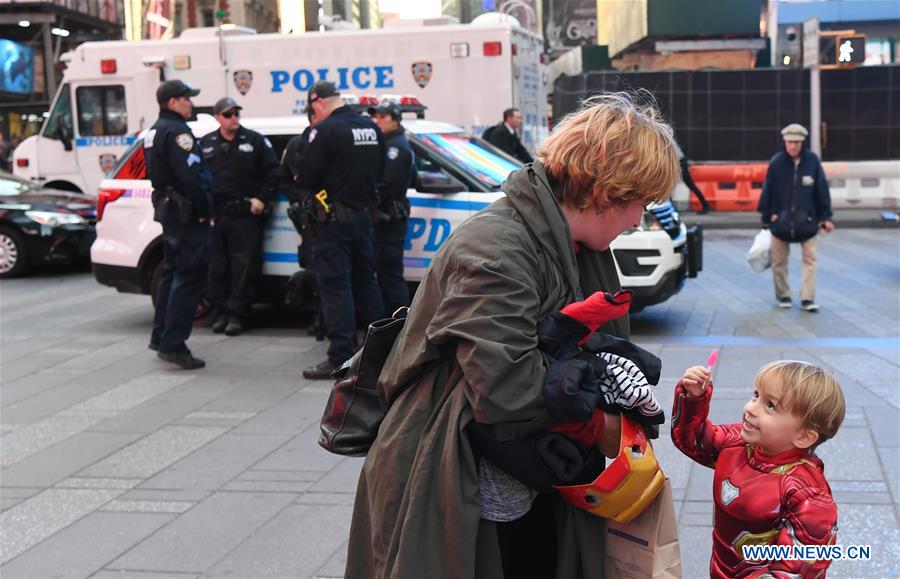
[
  {"left": 819, "top": 35, "right": 866, "bottom": 67},
  {"left": 836, "top": 36, "right": 865, "bottom": 65}
]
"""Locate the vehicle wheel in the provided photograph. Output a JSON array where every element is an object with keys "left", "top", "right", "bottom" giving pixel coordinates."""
[
  {"left": 149, "top": 260, "right": 162, "bottom": 307},
  {"left": 0, "top": 226, "right": 28, "bottom": 278}
]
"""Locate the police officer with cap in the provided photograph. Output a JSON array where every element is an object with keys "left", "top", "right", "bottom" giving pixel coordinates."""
[
  {"left": 299, "top": 80, "right": 386, "bottom": 379},
  {"left": 146, "top": 79, "right": 212, "bottom": 369},
  {"left": 200, "top": 96, "right": 279, "bottom": 336},
  {"left": 368, "top": 101, "right": 415, "bottom": 314}
]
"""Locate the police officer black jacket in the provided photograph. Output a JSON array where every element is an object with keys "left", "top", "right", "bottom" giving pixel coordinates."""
[
  {"left": 299, "top": 106, "right": 385, "bottom": 212},
  {"left": 199, "top": 126, "right": 279, "bottom": 207},
  {"left": 145, "top": 109, "right": 212, "bottom": 221},
  {"left": 379, "top": 125, "right": 415, "bottom": 208},
  {"left": 279, "top": 125, "right": 314, "bottom": 204}
]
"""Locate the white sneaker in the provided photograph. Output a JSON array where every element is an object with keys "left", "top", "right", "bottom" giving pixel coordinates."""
[
  {"left": 778, "top": 298, "right": 792, "bottom": 308},
  {"left": 801, "top": 300, "right": 820, "bottom": 312}
]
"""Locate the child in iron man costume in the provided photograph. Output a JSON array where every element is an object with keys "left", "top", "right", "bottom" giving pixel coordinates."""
[{"left": 672, "top": 360, "right": 846, "bottom": 578}]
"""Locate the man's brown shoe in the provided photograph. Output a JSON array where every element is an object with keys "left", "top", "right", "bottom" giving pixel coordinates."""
[{"left": 302, "top": 359, "right": 338, "bottom": 380}]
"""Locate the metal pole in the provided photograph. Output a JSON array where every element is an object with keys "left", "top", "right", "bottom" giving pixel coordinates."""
[
  {"left": 768, "top": 0, "right": 778, "bottom": 67},
  {"left": 42, "top": 22, "right": 57, "bottom": 101},
  {"left": 810, "top": 66, "right": 821, "bottom": 157}
]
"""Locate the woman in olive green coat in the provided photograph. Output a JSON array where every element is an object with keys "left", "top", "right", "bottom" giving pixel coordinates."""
[{"left": 346, "top": 94, "right": 680, "bottom": 579}]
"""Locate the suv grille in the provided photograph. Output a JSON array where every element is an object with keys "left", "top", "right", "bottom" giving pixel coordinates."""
[{"left": 648, "top": 202, "right": 681, "bottom": 239}]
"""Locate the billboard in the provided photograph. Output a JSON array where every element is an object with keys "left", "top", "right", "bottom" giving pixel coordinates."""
[
  {"left": 544, "top": 0, "right": 598, "bottom": 56},
  {"left": 0, "top": 39, "right": 35, "bottom": 95}
]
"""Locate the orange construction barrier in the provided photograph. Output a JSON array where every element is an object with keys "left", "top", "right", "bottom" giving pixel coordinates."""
[{"left": 689, "top": 164, "right": 769, "bottom": 212}]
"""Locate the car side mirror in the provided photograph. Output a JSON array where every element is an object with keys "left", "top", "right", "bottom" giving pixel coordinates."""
[
  {"left": 416, "top": 171, "right": 465, "bottom": 194},
  {"left": 58, "top": 124, "right": 73, "bottom": 151}
]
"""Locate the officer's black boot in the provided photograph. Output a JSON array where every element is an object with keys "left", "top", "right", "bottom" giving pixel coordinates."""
[
  {"left": 224, "top": 315, "right": 245, "bottom": 336},
  {"left": 212, "top": 311, "right": 228, "bottom": 334},
  {"left": 302, "top": 359, "right": 338, "bottom": 380}
]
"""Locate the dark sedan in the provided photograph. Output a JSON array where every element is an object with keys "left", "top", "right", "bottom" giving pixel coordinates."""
[{"left": 0, "top": 171, "right": 96, "bottom": 278}]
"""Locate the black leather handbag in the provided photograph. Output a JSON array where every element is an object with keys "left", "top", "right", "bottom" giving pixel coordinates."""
[{"left": 318, "top": 307, "right": 408, "bottom": 456}]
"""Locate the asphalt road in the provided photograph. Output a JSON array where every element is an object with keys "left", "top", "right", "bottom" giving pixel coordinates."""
[{"left": 1, "top": 228, "right": 898, "bottom": 578}]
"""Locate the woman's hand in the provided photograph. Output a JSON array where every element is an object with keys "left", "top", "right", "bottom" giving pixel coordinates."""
[
  {"left": 597, "top": 411, "right": 621, "bottom": 458},
  {"left": 678, "top": 365, "right": 710, "bottom": 399}
]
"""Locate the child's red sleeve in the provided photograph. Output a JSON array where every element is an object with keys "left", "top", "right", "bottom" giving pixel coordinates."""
[
  {"left": 751, "top": 468, "right": 838, "bottom": 578},
  {"left": 670, "top": 382, "right": 742, "bottom": 468}
]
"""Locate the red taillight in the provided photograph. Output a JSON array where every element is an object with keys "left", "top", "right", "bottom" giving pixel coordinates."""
[
  {"left": 483, "top": 41, "right": 502, "bottom": 57},
  {"left": 16, "top": 158, "right": 28, "bottom": 167},
  {"left": 96, "top": 188, "right": 125, "bottom": 221},
  {"left": 358, "top": 94, "right": 379, "bottom": 106},
  {"left": 100, "top": 59, "right": 117, "bottom": 74}
]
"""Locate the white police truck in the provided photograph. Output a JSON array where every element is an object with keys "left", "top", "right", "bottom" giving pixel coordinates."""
[
  {"left": 90, "top": 115, "right": 701, "bottom": 313},
  {"left": 13, "top": 16, "right": 546, "bottom": 198}
]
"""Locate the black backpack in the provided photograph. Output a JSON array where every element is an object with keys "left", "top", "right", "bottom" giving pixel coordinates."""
[{"left": 481, "top": 125, "right": 496, "bottom": 142}]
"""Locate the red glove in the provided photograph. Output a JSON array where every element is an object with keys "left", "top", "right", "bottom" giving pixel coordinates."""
[
  {"left": 560, "top": 290, "right": 632, "bottom": 344},
  {"left": 549, "top": 408, "right": 607, "bottom": 447}
]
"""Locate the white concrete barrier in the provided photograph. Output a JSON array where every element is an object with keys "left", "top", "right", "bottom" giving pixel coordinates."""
[{"left": 823, "top": 161, "right": 900, "bottom": 209}]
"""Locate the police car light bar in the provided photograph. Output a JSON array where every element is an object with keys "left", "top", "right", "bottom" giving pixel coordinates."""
[{"left": 350, "top": 94, "right": 428, "bottom": 120}]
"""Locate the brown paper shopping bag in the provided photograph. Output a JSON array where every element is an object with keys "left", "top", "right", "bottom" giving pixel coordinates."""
[{"left": 604, "top": 478, "right": 682, "bottom": 578}]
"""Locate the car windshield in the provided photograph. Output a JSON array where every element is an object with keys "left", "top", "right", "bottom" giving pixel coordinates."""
[
  {"left": 416, "top": 133, "right": 522, "bottom": 189},
  {"left": 0, "top": 172, "right": 40, "bottom": 196}
]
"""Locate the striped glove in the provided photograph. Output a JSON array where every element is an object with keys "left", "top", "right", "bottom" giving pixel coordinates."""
[{"left": 594, "top": 352, "right": 664, "bottom": 424}]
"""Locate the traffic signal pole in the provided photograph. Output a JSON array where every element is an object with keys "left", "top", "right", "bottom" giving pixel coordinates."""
[
  {"left": 810, "top": 66, "right": 821, "bottom": 157},
  {"left": 803, "top": 18, "right": 822, "bottom": 157}
]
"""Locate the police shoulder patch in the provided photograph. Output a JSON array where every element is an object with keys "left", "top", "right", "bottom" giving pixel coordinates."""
[
  {"left": 143, "top": 129, "right": 157, "bottom": 148},
  {"left": 308, "top": 129, "right": 317, "bottom": 143},
  {"left": 175, "top": 133, "right": 194, "bottom": 152},
  {"left": 387, "top": 146, "right": 399, "bottom": 160},
  {"left": 264, "top": 137, "right": 273, "bottom": 149}
]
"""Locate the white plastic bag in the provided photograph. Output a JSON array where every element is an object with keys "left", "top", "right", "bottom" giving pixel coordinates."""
[{"left": 746, "top": 229, "right": 772, "bottom": 273}]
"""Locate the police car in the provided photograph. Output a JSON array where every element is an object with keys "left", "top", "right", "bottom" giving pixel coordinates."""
[{"left": 91, "top": 115, "right": 700, "bottom": 312}]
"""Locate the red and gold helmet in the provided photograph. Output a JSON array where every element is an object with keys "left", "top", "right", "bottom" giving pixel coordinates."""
[{"left": 554, "top": 415, "right": 665, "bottom": 523}]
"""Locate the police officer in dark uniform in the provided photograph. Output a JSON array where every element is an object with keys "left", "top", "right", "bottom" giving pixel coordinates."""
[
  {"left": 299, "top": 81, "right": 385, "bottom": 379},
  {"left": 279, "top": 109, "right": 322, "bottom": 333},
  {"left": 368, "top": 102, "right": 415, "bottom": 314},
  {"left": 281, "top": 108, "right": 319, "bottom": 270},
  {"left": 146, "top": 80, "right": 212, "bottom": 370},
  {"left": 201, "top": 97, "right": 279, "bottom": 336}
]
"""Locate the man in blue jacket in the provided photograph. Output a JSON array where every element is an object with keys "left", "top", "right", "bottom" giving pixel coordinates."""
[{"left": 757, "top": 123, "right": 834, "bottom": 311}]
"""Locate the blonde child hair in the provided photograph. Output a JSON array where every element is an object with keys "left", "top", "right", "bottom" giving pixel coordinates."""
[{"left": 756, "top": 360, "right": 846, "bottom": 445}]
